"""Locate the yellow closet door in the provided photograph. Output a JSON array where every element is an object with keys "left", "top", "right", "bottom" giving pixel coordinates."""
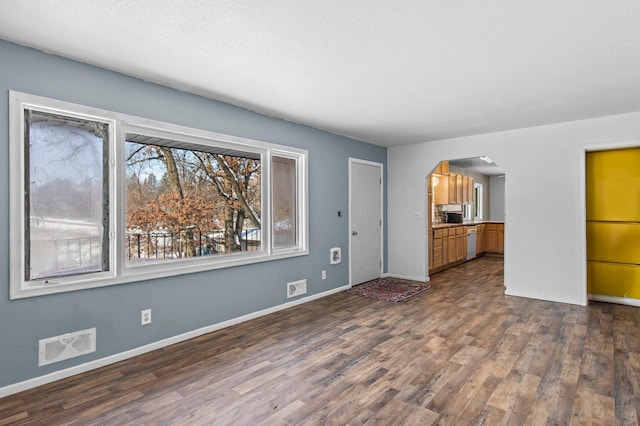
[
  {"left": 586, "top": 147, "right": 640, "bottom": 300},
  {"left": 588, "top": 261, "right": 640, "bottom": 299},
  {"left": 586, "top": 148, "right": 640, "bottom": 222}
]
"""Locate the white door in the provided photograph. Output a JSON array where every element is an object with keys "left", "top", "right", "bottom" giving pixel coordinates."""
[{"left": 350, "top": 159, "right": 382, "bottom": 285}]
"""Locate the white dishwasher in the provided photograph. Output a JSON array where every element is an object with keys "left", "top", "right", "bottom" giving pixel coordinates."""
[{"left": 466, "top": 226, "right": 477, "bottom": 260}]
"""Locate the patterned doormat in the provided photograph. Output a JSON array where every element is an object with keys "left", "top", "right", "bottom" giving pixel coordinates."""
[{"left": 346, "top": 277, "right": 436, "bottom": 304}]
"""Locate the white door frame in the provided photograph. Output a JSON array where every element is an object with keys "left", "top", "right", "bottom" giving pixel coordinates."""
[{"left": 348, "top": 158, "right": 384, "bottom": 287}]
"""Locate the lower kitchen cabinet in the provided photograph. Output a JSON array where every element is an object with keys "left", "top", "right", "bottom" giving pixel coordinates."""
[
  {"left": 430, "top": 223, "right": 503, "bottom": 273},
  {"left": 484, "top": 223, "right": 504, "bottom": 254},
  {"left": 476, "top": 224, "right": 485, "bottom": 254},
  {"left": 432, "top": 229, "right": 444, "bottom": 268},
  {"left": 456, "top": 226, "right": 467, "bottom": 261}
]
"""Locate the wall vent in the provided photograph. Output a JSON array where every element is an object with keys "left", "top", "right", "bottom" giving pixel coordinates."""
[
  {"left": 38, "top": 328, "right": 96, "bottom": 367},
  {"left": 330, "top": 247, "right": 341, "bottom": 264},
  {"left": 287, "top": 279, "right": 307, "bottom": 298}
]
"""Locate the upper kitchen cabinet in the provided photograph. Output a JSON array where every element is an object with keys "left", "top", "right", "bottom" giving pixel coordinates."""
[
  {"left": 433, "top": 160, "right": 449, "bottom": 175},
  {"left": 432, "top": 175, "right": 449, "bottom": 205},
  {"left": 429, "top": 159, "right": 481, "bottom": 205}
]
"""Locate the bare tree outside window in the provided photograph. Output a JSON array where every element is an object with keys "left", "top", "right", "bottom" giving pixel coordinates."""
[{"left": 124, "top": 137, "right": 261, "bottom": 264}]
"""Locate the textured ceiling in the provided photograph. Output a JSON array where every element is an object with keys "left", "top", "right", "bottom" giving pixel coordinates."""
[{"left": 2, "top": 1, "right": 640, "bottom": 147}]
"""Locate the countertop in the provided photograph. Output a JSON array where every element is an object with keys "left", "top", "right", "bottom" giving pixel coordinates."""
[{"left": 432, "top": 220, "right": 504, "bottom": 229}]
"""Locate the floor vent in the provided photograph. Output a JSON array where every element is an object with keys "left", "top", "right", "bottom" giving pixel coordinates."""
[
  {"left": 287, "top": 279, "right": 307, "bottom": 298},
  {"left": 38, "top": 328, "right": 96, "bottom": 367}
]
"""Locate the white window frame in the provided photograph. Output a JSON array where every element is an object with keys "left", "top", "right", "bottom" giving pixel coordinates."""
[
  {"left": 271, "top": 150, "right": 308, "bottom": 254},
  {"left": 473, "top": 182, "right": 483, "bottom": 221},
  {"left": 9, "top": 91, "right": 308, "bottom": 299}
]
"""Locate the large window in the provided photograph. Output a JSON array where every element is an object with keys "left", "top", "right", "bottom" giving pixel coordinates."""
[
  {"left": 124, "top": 133, "right": 262, "bottom": 264},
  {"left": 25, "top": 110, "right": 110, "bottom": 281},
  {"left": 10, "top": 92, "right": 308, "bottom": 298}
]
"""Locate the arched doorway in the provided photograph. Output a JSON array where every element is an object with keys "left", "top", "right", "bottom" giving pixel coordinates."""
[{"left": 426, "top": 157, "right": 505, "bottom": 275}]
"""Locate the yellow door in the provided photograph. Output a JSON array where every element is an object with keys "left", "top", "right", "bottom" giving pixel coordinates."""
[
  {"left": 586, "top": 148, "right": 640, "bottom": 222},
  {"left": 586, "top": 147, "right": 640, "bottom": 301}
]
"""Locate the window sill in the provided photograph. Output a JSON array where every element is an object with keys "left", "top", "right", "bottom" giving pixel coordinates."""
[{"left": 13, "top": 249, "right": 309, "bottom": 299}]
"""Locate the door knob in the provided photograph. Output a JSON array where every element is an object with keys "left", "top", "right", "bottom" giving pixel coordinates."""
[{"left": 352, "top": 231, "right": 358, "bottom": 236}]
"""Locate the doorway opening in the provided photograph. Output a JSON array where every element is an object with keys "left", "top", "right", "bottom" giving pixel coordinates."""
[{"left": 426, "top": 157, "right": 506, "bottom": 277}]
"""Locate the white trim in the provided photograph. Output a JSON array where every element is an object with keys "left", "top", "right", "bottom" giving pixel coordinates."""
[
  {"left": 9, "top": 91, "right": 309, "bottom": 299},
  {"left": 588, "top": 293, "right": 640, "bottom": 307},
  {"left": 383, "top": 273, "right": 430, "bottom": 283},
  {"left": 348, "top": 158, "right": 384, "bottom": 286},
  {"left": 473, "top": 182, "right": 483, "bottom": 221},
  {"left": 0, "top": 283, "right": 350, "bottom": 399}
]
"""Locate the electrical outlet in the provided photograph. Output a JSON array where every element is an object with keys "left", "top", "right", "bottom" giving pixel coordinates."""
[
  {"left": 322, "top": 270, "right": 326, "bottom": 280},
  {"left": 141, "top": 309, "right": 152, "bottom": 325}
]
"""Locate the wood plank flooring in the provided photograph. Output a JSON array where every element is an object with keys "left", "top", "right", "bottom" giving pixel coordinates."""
[{"left": 2, "top": 256, "right": 640, "bottom": 425}]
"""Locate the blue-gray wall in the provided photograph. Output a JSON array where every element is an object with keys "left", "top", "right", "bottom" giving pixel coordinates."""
[{"left": 0, "top": 40, "right": 387, "bottom": 389}]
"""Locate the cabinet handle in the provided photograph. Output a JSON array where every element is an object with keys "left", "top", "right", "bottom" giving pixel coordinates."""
[{"left": 352, "top": 231, "right": 358, "bottom": 236}]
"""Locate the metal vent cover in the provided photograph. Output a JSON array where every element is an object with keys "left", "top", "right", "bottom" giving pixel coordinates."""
[{"left": 38, "top": 328, "right": 96, "bottom": 367}]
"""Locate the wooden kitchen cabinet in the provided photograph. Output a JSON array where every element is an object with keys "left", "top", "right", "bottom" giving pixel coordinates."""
[
  {"left": 455, "top": 174, "right": 463, "bottom": 204},
  {"left": 447, "top": 173, "right": 464, "bottom": 204},
  {"left": 433, "top": 160, "right": 449, "bottom": 175},
  {"left": 431, "top": 225, "right": 472, "bottom": 272},
  {"left": 456, "top": 226, "right": 467, "bottom": 261},
  {"left": 432, "top": 174, "right": 449, "bottom": 205},
  {"left": 476, "top": 224, "right": 485, "bottom": 254},
  {"left": 448, "top": 174, "right": 457, "bottom": 204},
  {"left": 447, "top": 229, "right": 457, "bottom": 263},
  {"left": 462, "top": 176, "right": 469, "bottom": 204},
  {"left": 432, "top": 229, "right": 444, "bottom": 268},
  {"left": 484, "top": 223, "right": 504, "bottom": 254}
]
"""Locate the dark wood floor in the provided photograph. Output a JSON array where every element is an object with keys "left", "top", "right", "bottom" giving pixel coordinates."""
[{"left": 2, "top": 256, "right": 639, "bottom": 425}]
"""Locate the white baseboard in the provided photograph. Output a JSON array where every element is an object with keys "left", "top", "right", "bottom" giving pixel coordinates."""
[
  {"left": 588, "top": 293, "right": 640, "bottom": 307},
  {"left": 382, "top": 273, "right": 430, "bottom": 283},
  {"left": 0, "top": 284, "right": 350, "bottom": 399}
]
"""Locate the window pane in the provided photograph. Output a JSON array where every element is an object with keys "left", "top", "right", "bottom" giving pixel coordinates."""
[
  {"left": 272, "top": 156, "right": 297, "bottom": 248},
  {"left": 124, "top": 137, "right": 261, "bottom": 265},
  {"left": 26, "top": 110, "right": 109, "bottom": 280}
]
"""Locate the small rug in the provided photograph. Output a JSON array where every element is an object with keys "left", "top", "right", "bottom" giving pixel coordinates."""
[{"left": 347, "top": 277, "right": 436, "bottom": 304}]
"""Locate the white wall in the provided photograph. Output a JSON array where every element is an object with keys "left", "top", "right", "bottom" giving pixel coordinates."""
[
  {"left": 489, "top": 175, "right": 506, "bottom": 221},
  {"left": 388, "top": 111, "right": 640, "bottom": 305}
]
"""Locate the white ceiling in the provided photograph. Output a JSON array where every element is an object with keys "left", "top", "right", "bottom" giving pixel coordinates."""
[{"left": 2, "top": 1, "right": 640, "bottom": 147}]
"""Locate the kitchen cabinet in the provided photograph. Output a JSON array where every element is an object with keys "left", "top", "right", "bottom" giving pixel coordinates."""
[
  {"left": 429, "top": 165, "right": 475, "bottom": 205},
  {"left": 462, "top": 176, "right": 469, "bottom": 204},
  {"left": 433, "top": 160, "right": 449, "bottom": 175},
  {"left": 447, "top": 173, "right": 456, "bottom": 204},
  {"left": 432, "top": 229, "right": 444, "bottom": 268},
  {"left": 432, "top": 174, "right": 449, "bottom": 205},
  {"left": 447, "top": 228, "right": 456, "bottom": 263},
  {"left": 447, "top": 173, "right": 465, "bottom": 204},
  {"left": 476, "top": 224, "right": 485, "bottom": 254},
  {"left": 484, "top": 223, "right": 504, "bottom": 254},
  {"left": 456, "top": 226, "right": 467, "bottom": 261},
  {"left": 431, "top": 225, "right": 471, "bottom": 272},
  {"left": 456, "top": 174, "right": 463, "bottom": 204},
  {"left": 467, "top": 177, "right": 474, "bottom": 204}
]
